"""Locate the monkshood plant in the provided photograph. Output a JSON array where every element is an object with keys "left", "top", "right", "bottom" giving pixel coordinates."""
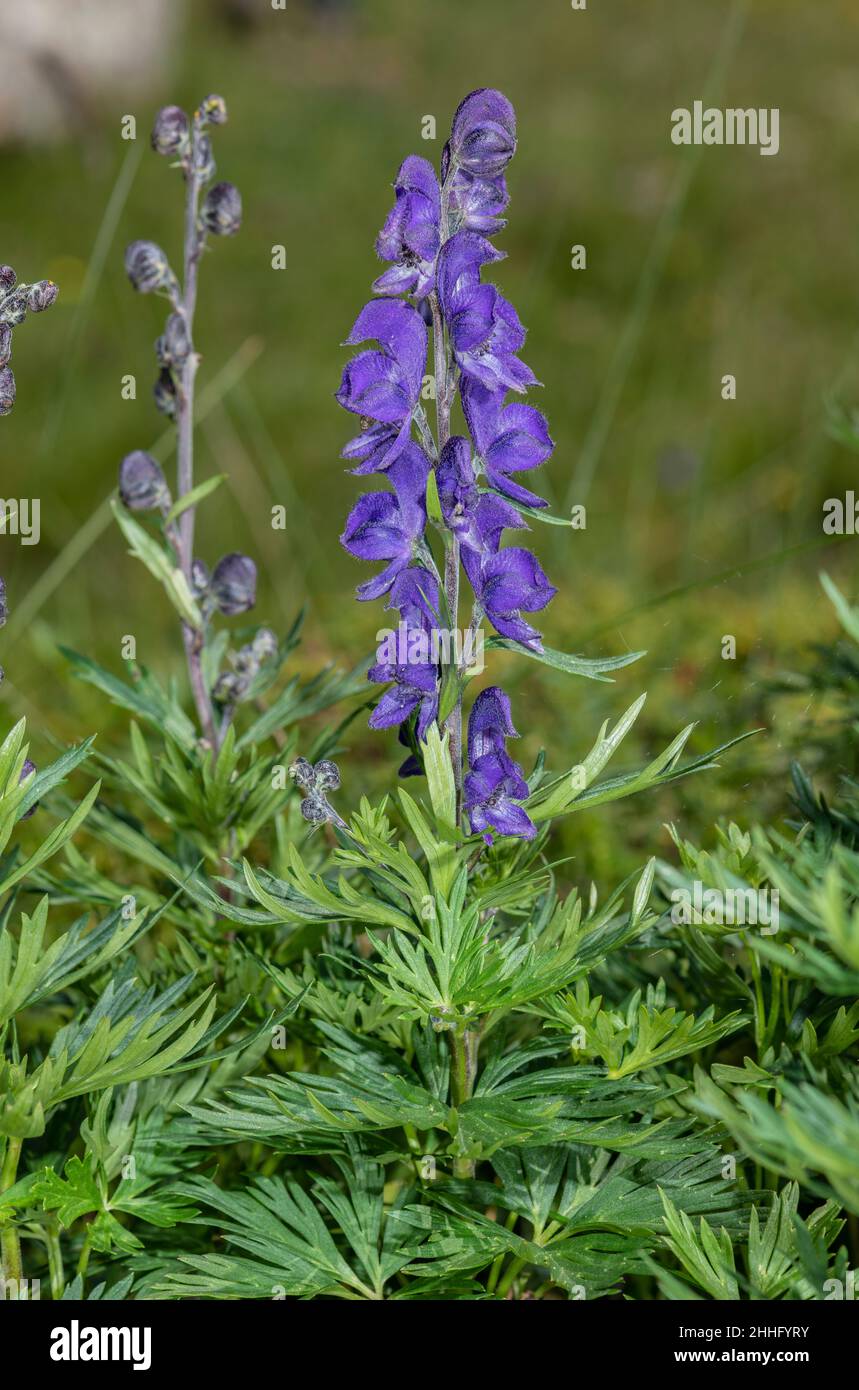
[
  {"left": 135, "top": 90, "right": 783, "bottom": 1303},
  {"left": 52, "top": 96, "right": 365, "bottom": 944}
]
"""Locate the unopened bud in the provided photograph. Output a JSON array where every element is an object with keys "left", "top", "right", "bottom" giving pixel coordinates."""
[
  {"left": 0, "top": 325, "right": 11, "bottom": 370},
  {"left": 201, "top": 181, "right": 242, "bottom": 237},
  {"left": 199, "top": 94, "right": 228, "bottom": 126},
  {"left": 151, "top": 105, "right": 189, "bottom": 157},
  {"left": 125, "top": 240, "right": 175, "bottom": 295},
  {"left": 153, "top": 368, "right": 177, "bottom": 418},
  {"left": 27, "top": 280, "right": 58, "bottom": 313},
  {"left": 0, "top": 366, "right": 15, "bottom": 416},
  {"left": 0, "top": 266, "right": 16, "bottom": 293},
  {"left": 211, "top": 552, "right": 256, "bottom": 615},
  {"left": 19, "top": 758, "right": 38, "bottom": 819},
  {"left": 119, "top": 450, "right": 172, "bottom": 512},
  {"left": 156, "top": 312, "right": 191, "bottom": 369}
]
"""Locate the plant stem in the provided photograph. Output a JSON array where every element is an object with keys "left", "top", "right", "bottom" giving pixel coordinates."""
[
  {"left": 449, "top": 1025, "right": 478, "bottom": 1179},
  {"left": 0, "top": 1136, "right": 23, "bottom": 1289},
  {"left": 45, "top": 1219, "right": 65, "bottom": 1301},
  {"left": 430, "top": 291, "right": 462, "bottom": 815},
  {"left": 176, "top": 118, "right": 217, "bottom": 749}
]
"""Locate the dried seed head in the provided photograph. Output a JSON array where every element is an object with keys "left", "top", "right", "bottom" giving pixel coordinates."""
[
  {"left": 151, "top": 104, "right": 190, "bottom": 157},
  {"left": 0, "top": 266, "right": 17, "bottom": 293},
  {"left": 201, "top": 181, "right": 242, "bottom": 237},
  {"left": 119, "top": 450, "right": 172, "bottom": 512}
]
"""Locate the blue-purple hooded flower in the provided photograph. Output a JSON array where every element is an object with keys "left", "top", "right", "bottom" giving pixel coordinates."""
[
  {"left": 461, "top": 377, "right": 553, "bottom": 508},
  {"left": 437, "top": 232, "right": 536, "bottom": 393},
  {"left": 340, "top": 442, "right": 430, "bottom": 600},
  {"left": 466, "top": 545, "right": 556, "bottom": 651},
  {"left": 437, "top": 436, "right": 525, "bottom": 553},
  {"left": 337, "top": 299, "right": 427, "bottom": 473},
  {"left": 368, "top": 566, "right": 441, "bottom": 739},
  {"left": 463, "top": 685, "right": 535, "bottom": 842},
  {"left": 374, "top": 156, "right": 441, "bottom": 299},
  {"left": 447, "top": 89, "right": 517, "bottom": 178}
]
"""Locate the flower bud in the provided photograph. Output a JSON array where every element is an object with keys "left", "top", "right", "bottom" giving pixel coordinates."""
[
  {"left": 314, "top": 759, "right": 341, "bottom": 791},
  {"left": 211, "top": 553, "right": 257, "bottom": 615},
  {"left": 299, "top": 793, "right": 330, "bottom": 825},
  {"left": 199, "top": 94, "right": 228, "bottom": 126},
  {"left": 213, "top": 670, "right": 242, "bottom": 705},
  {"left": 448, "top": 88, "right": 517, "bottom": 177},
  {"left": 27, "top": 280, "right": 58, "bottom": 313},
  {"left": 191, "top": 558, "right": 210, "bottom": 596},
  {"left": 19, "top": 758, "right": 38, "bottom": 819},
  {"left": 252, "top": 627, "right": 278, "bottom": 662},
  {"left": 289, "top": 757, "right": 315, "bottom": 791},
  {"left": 125, "top": 239, "right": 175, "bottom": 295},
  {"left": 156, "top": 312, "right": 191, "bottom": 369},
  {"left": 201, "top": 181, "right": 242, "bottom": 237},
  {"left": 0, "top": 366, "right": 16, "bottom": 416},
  {"left": 194, "top": 135, "right": 216, "bottom": 183},
  {"left": 119, "top": 450, "right": 172, "bottom": 512},
  {"left": 0, "top": 325, "right": 11, "bottom": 370},
  {"left": 0, "top": 290, "right": 27, "bottom": 327},
  {"left": 153, "top": 368, "right": 177, "bottom": 418},
  {"left": 0, "top": 266, "right": 16, "bottom": 293},
  {"left": 151, "top": 104, "right": 189, "bottom": 157}
]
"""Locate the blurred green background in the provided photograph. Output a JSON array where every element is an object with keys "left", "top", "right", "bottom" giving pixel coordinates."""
[{"left": 3, "top": 0, "right": 859, "bottom": 878}]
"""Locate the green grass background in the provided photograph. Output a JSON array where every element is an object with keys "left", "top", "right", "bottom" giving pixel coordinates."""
[{"left": 3, "top": 0, "right": 859, "bottom": 878}]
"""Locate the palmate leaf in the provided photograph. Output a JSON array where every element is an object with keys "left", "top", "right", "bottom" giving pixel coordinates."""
[
  {"left": 404, "top": 1197, "right": 650, "bottom": 1298},
  {"left": 444, "top": 1144, "right": 755, "bottom": 1243},
  {"left": 148, "top": 1148, "right": 432, "bottom": 1301},
  {"left": 694, "top": 1070, "right": 859, "bottom": 1215},
  {"left": 0, "top": 895, "right": 145, "bottom": 1029}
]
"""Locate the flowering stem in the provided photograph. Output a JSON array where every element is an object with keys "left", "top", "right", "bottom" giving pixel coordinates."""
[
  {"left": 430, "top": 292, "right": 463, "bottom": 815},
  {"left": 177, "top": 121, "right": 217, "bottom": 750}
]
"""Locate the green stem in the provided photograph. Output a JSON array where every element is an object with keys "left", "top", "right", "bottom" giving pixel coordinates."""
[
  {"left": 450, "top": 1026, "right": 478, "bottom": 1178},
  {"left": 45, "top": 1219, "right": 65, "bottom": 1301},
  {"left": 0, "top": 1136, "right": 24, "bottom": 1290}
]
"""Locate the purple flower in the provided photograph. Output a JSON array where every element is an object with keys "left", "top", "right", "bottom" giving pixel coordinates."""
[
  {"left": 467, "top": 546, "right": 556, "bottom": 652},
  {"left": 463, "top": 686, "right": 534, "bottom": 843},
  {"left": 367, "top": 566, "right": 441, "bottom": 741},
  {"left": 447, "top": 168, "right": 509, "bottom": 234},
  {"left": 467, "top": 685, "right": 518, "bottom": 763},
  {"left": 340, "top": 442, "right": 430, "bottom": 600},
  {"left": 337, "top": 299, "right": 427, "bottom": 474},
  {"left": 374, "top": 156, "right": 440, "bottom": 299},
  {"left": 446, "top": 89, "right": 517, "bottom": 178},
  {"left": 461, "top": 376, "right": 552, "bottom": 508},
  {"left": 436, "top": 231, "right": 536, "bottom": 394},
  {"left": 437, "top": 436, "right": 525, "bottom": 553}
]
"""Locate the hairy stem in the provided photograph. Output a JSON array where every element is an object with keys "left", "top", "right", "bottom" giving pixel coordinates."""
[
  {"left": 176, "top": 119, "right": 217, "bottom": 749},
  {"left": 0, "top": 1136, "right": 23, "bottom": 1289}
]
